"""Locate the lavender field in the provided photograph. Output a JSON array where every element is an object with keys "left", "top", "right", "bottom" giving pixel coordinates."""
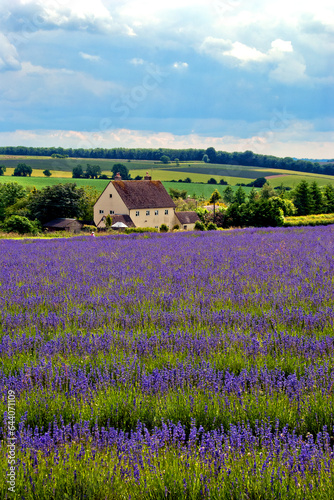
[{"left": 1, "top": 227, "right": 334, "bottom": 499}]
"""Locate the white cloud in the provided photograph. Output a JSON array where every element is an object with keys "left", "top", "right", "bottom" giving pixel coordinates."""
[
  {"left": 79, "top": 52, "right": 101, "bottom": 62},
  {"left": 0, "top": 33, "right": 21, "bottom": 71},
  {"left": 1, "top": 123, "right": 334, "bottom": 158},
  {"left": 200, "top": 36, "right": 295, "bottom": 65},
  {"left": 173, "top": 61, "right": 188, "bottom": 69},
  {"left": 130, "top": 58, "right": 145, "bottom": 65}
]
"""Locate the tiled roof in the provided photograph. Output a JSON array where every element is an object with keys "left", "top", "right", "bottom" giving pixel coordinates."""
[
  {"left": 112, "top": 180, "right": 176, "bottom": 209},
  {"left": 43, "top": 218, "right": 82, "bottom": 228},
  {"left": 175, "top": 211, "right": 200, "bottom": 224},
  {"left": 111, "top": 214, "right": 135, "bottom": 228}
]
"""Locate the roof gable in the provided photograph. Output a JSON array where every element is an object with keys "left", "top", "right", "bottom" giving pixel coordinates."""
[
  {"left": 112, "top": 180, "right": 176, "bottom": 209},
  {"left": 176, "top": 212, "right": 200, "bottom": 224}
]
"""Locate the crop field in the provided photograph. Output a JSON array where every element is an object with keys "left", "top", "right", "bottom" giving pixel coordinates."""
[
  {"left": 0, "top": 175, "right": 109, "bottom": 193},
  {"left": 1, "top": 227, "right": 334, "bottom": 499},
  {"left": 1, "top": 155, "right": 334, "bottom": 188}
]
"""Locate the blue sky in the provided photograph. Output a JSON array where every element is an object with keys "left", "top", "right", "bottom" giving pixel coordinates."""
[{"left": 0, "top": 0, "right": 333, "bottom": 158}]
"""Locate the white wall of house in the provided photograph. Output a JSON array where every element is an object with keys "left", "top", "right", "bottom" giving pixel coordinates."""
[
  {"left": 129, "top": 208, "right": 178, "bottom": 229},
  {"left": 94, "top": 183, "right": 129, "bottom": 227}
]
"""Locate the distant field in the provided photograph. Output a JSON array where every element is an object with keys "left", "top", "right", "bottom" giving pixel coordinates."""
[
  {"left": 0, "top": 156, "right": 164, "bottom": 173},
  {"left": 1, "top": 154, "right": 334, "bottom": 191},
  {"left": 0, "top": 175, "right": 109, "bottom": 193},
  {"left": 162, "top": 182, "right": 254, "bottom": 199}
]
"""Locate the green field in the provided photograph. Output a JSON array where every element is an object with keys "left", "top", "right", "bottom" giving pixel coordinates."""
[
  {"left": 0, "top": 175, "right": 109, "bottom": 193},
  {"left": 1, "top": 154, "right": 334, "bottom": 191}
]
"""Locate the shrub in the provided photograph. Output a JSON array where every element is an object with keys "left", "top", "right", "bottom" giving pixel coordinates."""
[
  {"left": 172, "top": 224, "right": 179, "bottom": 231},
  {"left": 160, "top": 224, "right": 168, "bottom": 233},
  {"left": 124, "top": 227, "right": 159, "bottom": 234},
  {"left": 194, "top": 220, "right": 206, "bottom": 231},
  {"left": 81, "top": 225, "right": 96, "bottom": 233},
  {"left": 207, "top": 222, "right": 217, "bottom": 231},
  {"left": 2, "top": 215, "right": 39, "bottom": 235}
]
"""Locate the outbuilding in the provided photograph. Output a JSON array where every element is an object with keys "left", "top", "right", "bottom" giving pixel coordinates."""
[{"left": 43, "top": 218, "right": 83, "bottom": 234}]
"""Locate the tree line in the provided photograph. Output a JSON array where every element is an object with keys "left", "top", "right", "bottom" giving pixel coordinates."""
[
  {"left": 1, "top": 146, "right": 333, "bottom": 176},
  {"left": 197, "top": 180, "right": 334, "bottom": 229}
]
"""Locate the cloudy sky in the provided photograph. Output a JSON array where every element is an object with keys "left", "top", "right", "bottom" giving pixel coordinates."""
[{"left": 0, "top": 0, "right": 333, "bottom": 158}]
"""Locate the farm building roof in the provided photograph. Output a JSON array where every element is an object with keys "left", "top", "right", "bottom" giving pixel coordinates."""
[
  {"left": 176, "top": 212, "right": 200, "bottom": 225},
  {"left": 109, "top": 214, "right": 135, "bottom": 228},
  {"left": 43, "top": 218, "right": 82, "bottom": 228},
  {"left": 112, "top": 180, "right": 176, "bottom": 210}
]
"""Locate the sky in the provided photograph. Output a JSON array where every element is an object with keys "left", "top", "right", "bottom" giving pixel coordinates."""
[{"left": 0, "top": 0, "right": 333, "bottom": 158}]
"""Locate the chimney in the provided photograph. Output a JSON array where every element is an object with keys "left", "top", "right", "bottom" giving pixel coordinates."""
[
  {"left": 114, "top": 172, "right": 122, "bottom": 181},
  {"left": 144, "top": 171, "right": 151, "bottom": 181}
]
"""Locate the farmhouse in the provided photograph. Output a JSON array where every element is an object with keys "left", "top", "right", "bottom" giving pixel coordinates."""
[
  {"left": 94, "top": 173, "right": 199, "bottom": 230},
  {"left": 43, "top": 218, "right": 83, "bottom": 233}
]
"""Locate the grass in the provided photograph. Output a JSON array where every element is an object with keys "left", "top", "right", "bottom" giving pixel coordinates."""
[{"left": 1, "top": 155, "right": 333, "bottom": 188}]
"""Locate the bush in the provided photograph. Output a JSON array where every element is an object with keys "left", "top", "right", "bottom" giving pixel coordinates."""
[
  {"left": 172, "top": 224, "right": 180, "bottom": 231},
  {"left": 207, "top": 222, "right": 217, "bottom": 231},
  {"left": 160, "top": 224, "right": 168, "bottom": 233},
  {"left": 207, "top": 178, "right": 217, "bottom": 184},
  {"left": 2, "top": 215, "right": 39, "bottom": 235},
  {"left": 124, "top": 227, "right": 159, "bottom": 234},
  {"left": 194, "top": 221, "right": 206, "bottom": 231},
  {"left": 81, "top": 225, "right": 96, "bottom": 233}
]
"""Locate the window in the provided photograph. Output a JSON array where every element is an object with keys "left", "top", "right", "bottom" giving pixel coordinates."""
[
  {"left": 136, "top": 211, "right": 140, "bottom": 216},
  {"left": 155, "top": 210, "right": 159, "bottom": 215},
  {"left": 165, "top": 209, "right": 168, "bottom": 215},
  {"left": 110, "top": 210, "right": 114, "bottom": 215},
  {"left": 155, "top": 226, "right": 158, "bottom": 229},
  {"left": 99, "top": 210, "right": 104, "bottom": 214},
  {"left": 109, "top": 194, "right": 112, "bottom": 198},
  {"left": 146, "top": 210, "right": 150, "bottom": 216},
  {"left": 184, "top": 225, "right": 187, "bottom": 230}
]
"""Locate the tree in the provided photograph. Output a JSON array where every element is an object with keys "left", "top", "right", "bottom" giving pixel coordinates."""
[
  {"left": 209, "top": 189, "right": 222, "bottom": 221},
  {"left": 43, "top": 169, "right": 52, "bottom": 177},
  {"left": 105, "top": 214, "right": 113, "bottom": 229},
  {"left": 72, "top": 165, "right": 84, "bottom": 178},
  {"left": 111, "top": 163, "right": 131, "bottom": 180},
  {"left": 13, "top": 163, "right": 32, "bottom": 177},
  {"left": 323, "top": 184, "right": 334, "bottom": 213},
  {"left": 184, "top": 177, "right": 192, "bottom": 183},
  {"left": 27, "top": 183, "right": 86, "bottom": 223},
  {"left": 293, "top": 180, "right": 312, "bottom": 215},
  {"left": 0, "top": 182, "right": 27, "bottom": 213},
  {"left": 207, "top": 178, "right": 217, "bottom": 184},
  {"left": 219, "top": 178, "right": 228, "bottom": 185},
  {"left": 169, "top": 188, "right": 188, "bottom": 199},
  {"left": 85, "top": 164, "right": 101, "bottom": 179},
  {"left": 174, "top": 158, "right": 180, "bottom": 166},
  {"left": 202, "top": 154, "right": 209, "bottom": 163},
  {"left": 309, "top": 181, "right": 323, "bottom": 214},
  {"left": 0, "top": 165, "right": 6, "bottom": 176},
  {"left": 222, "top": 186, "right": 234, "bottom": 204},
  {"left": 134, "top": 175, "right": 143, "bottom": 180},
  {"left": 205, "top": 147, "right": 217, "bottom": 163},
  {"left": 260, "top": 182, "right": 275, "bottom": 200},
  {"left": 160, "top": 155, "right": 170, "bottom": 164},
  {"left": 2, "top": 215, "right": 39, "bottom": 235},
  {"left": 79, "top": 185, "right": 100, "bottom": 221},
  {"left": 252, "top": 177, "right": 267, "bottom": 188},
  {"left": 233, "top": 186, "right": 246, "bottom": 205}
]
